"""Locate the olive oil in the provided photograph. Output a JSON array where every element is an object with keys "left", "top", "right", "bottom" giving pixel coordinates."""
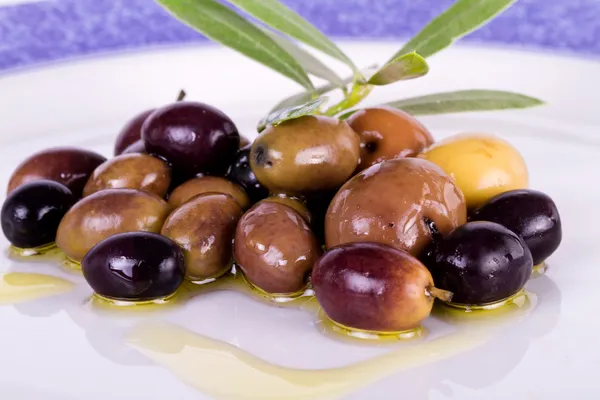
[
  {"left": 532, "top": 262, "right": 548, "bottom": 278},
  {"left": 0, "top": 272, "right": 74, "bottom": 304},
  {"left": 443, "top": 290, "right": 528, "bottom": 311},
  {"left": 8, "top": 243, "right": 63, "bottom": 260},
  {"left": 316, "top": 313, "right": 424, "bottom": 342}
]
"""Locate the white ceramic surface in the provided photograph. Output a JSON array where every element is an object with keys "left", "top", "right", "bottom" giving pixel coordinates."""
[{"left": 0, "top": 42, "right": 597, "bottom": 399}]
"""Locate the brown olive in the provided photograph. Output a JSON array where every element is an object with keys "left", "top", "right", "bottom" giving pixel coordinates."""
[
  {"left": 261, "top": 195, "right": 311, "bottom": 224},
  {"left": 56, "top": 189, "right": 171, "bottom": 262},
  {"left": 250, "top": 115, "right": 360, "bottom": 194},
  {"left": 168, "top": 176, "right": 250, "bottom": 210},
  {"left": 347, "top": 107, "right": 433, "bottom": 172},
  {"left": 7, "top": 147, "right": 106, "bottom": 197},
  {"left": 161, "top": 193, "right": 243, "bottom": 282},
  {"left": 83, "top": 154, "right": 171, "bottom": 198},
  {"left": 325, "top": 158, "right": 466, "bottom": 256},
  {"left": 312, "top": 242, "right": 450, "bottom": 332},
  {"left": 114, "top": 109, "right": 154, "bottom": 156},
  {"left": 234, "top": 202, "right": 321, "bottom": 295},
  {"left": 239, "top": 136, "right": 251, "bottom": 149}
]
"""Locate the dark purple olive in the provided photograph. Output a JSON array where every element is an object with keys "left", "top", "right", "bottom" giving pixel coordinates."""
[
  {"left": 7, "top": 147, "right": 106, "bottom": 197},
  {"left": 226, "top": 145, "right": 268, "bottom": 202},
  {"left": 1, "top": 180, "right": 76, "bottom": 248},
  {"left": 421, "top": 221, "right": 533, "bottom": 306},
  {"left": 114, "top": 109, "right": 154, "bottom": 156},
  {"left": 470, "top": 189, "right": 562, "bottom": 265},
  {"left": 121, "top": 139, "right": 147, "bottom": 155},
  {"left": 142, "top": 102, "right": 239, "bottom": 177},
  {"left": 305, "top": 190, "right": 337, "bottom": 244},
  {"left": 82, "top": 232, "right": 185, "bottom": 301}
]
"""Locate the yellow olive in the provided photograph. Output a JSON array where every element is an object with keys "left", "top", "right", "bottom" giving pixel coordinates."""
[
  {"left": 168, "top": 176, "right": 250, "bottom": 210},
  {"left": 161, "top": 193, "right": 243, "bottom": 282},
  {"left": 56, "top": 189, "right": 171, "bottom": 262},
  {"left": 418, "top": 133, "right": 528, "bottom": 209},
  {"left": 250, "top": 115, "right": 360, "bottom": 194},
  {"left": 83, "top": 153, "right": 171, "bottom": 198}
]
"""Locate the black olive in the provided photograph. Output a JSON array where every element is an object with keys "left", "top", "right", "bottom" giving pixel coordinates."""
[
  {"left": 1, "top": 180, "right": 76, "bottom": 248},
  {"left": 227, "top": 146, "right": 269, "bottom": 203},
  {"left": 82, "top": 232, "right": 185, "bottom": 301},
  {"left": 470, "top": 189, "right": 562, "bottom": 265},
  {"left": 421, "top": 221, "right": 533, "bottom": 306}
]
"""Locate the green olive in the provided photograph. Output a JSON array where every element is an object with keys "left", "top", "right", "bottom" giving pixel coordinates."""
[{"left": 250, "top": 115, "right": 359, "bottom": 194}]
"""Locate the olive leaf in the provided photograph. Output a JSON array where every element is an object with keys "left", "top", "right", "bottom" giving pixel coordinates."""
[
  {"left": 385, "top": 90, "right": 544, "bottom": 115},
  {"left": 270, "top": 64, "right": 379, "bottom": 112},
  {"left": 367, "top": 52, "right": 429, "bottom": 86},
  {"left": 157, "top": 0, "right": 314, "bottom": 90},
  {"left": 260, "top": 27, "right": 346, "bottom": 87},
  {"left": 389, "top": 0, "right": 517, "bottom": 61},
  {"left": 225, "top": 0, "right": 358, "bottom": 73},
  {"left": 258, "top": 96, "right": 328, "bottom": 132}
]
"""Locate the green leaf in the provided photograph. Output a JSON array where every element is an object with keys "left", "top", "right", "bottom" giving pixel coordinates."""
[
  {"left": 368, "top": 52, "right": 429, "bottom": 85},
  {"left": 225, "top": 0, "right": 358, "bottom": 73},
  {"left": 384, "top": 90, "right": 544, "bottom": 116},
  {"left": 258, "top": 96, "right": 328, "bottom": 132},
  {"left": 157, "top": 0, "right": 314, "bottom": 90},
  {"left": 390, "top": 0, "right": 517, "bottom": 60},
  {"left": 260, "top": 27, "right": 346, "bottom": 87},
  {"left": 270, "top": 64, "right": 379, "bottom": 112}
]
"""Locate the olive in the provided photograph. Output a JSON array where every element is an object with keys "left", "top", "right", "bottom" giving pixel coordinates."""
[
  {"left": 142, "top": 101, "right": 240, "bottom": 177},
  {"left": 239, "top": 135, "right": 251, "bottom": 149},
  {"left": 418, "top": 133, "right": 528, "bottom": 209},
  {"left": 261, "top": 195, "right": 311, "bottom": 224},
  {"left": 312, "top": 242, "right": 451, "bottom": 332},
  {"left": 250, "top": 115, "right": 360, "bottom": 194},
  {"left": 114, "top": 109, "right": 154, "bottom": 156},
  {"left": 168, "top": 176, "right": 250, "bottom": 210},
  {"left": 325, "top": 158, "right": 466, "bottom": 256},
  {"left": 82, "top": 232, "right": 185, "bottom": 301},
  {"left": 56, "top": 189, "right": 171, "bottom": 262},
  {"left": 234, "top": 201, "right": 320, "bottom": 295},
  {"left": 305, "top": 190, "right": 337, "bottom": 244},
  {"left": 7, "top": 147, "right": 107, "bottom": 197},
  {"left": 1, "top": 180, "right": 76, "bottom": 249},
  {"left": 83, "top": 154, "right": 171, "bottom": 198},
  {"left": 226, "top": 146, "right": 269, "bottom": 203},
  {"left": 470, "top": 189, "right": 562, "bottom": 265},
  {"left": 347, "top": 107, "right": 434, "bottom": 172},
  {"left": 421, "top": 221, "right": 533, "bottom": 306},
  {"left": 122, "top": 140, "right": 146, "bottom": 155},
  {"left": 161, "top": 193, "right": 243, "bottom": 282}
]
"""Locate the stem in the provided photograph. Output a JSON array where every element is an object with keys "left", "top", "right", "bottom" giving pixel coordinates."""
[
  {"left": 428, "top": 286, "right": 454, "bottom": 302},
  {"left": 177, "top": 89, "right": 187, "bottom": 102},
  {"left": 324, "top": 82, "right": 373, "bottom": 116}
]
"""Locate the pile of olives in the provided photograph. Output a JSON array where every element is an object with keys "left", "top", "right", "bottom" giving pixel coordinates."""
[{"left": 1, "top": 98, "right": 562, "bottom": 336}]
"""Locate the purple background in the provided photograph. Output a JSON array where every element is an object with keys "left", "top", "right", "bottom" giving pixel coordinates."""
[{"left": 1, "top": 0, "right": 600, "bottom": 72}]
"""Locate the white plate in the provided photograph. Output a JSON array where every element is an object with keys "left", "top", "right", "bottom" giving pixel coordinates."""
[{"left": 0, "top": 42, "right": 597, "bottom": 400}]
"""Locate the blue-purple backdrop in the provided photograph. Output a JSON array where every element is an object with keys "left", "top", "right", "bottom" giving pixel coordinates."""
[{"left": 1, "top": 0, "right": 599, "bottom": 72}]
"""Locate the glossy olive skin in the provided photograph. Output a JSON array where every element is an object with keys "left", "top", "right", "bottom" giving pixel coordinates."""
[
  {"left": 7, "top": 147, "right": 107, "bottom": 197},
  {"left": 114, "top": 109, "right": 154, "bottom": 156},
  {"left": 421, "top": 221, "right": 533, "bottom": 305},
  {"left": 142, "top": 101, "right": 240, "bottom": 177},
  {"left": 261, "top": 195, "right": 311, "bottom": 224},
  {"left": 234, "top": 202, "right": 320, "bottom": 294},
  {"left": 251, "top": 115, "right": 360, "bottom": 194},
  {"left": 83, "top": 153, "right": 171, "bottom": 198},
  {"left": 1, "top": 180, "right": 76, "bottom": 248},
  {"left": 312, "top": 242, "right": 436, "bottom": 332},
  {"left": 470, "top": 189, "right": 562, "bottom": 265},
  {"left": 122, "top": 140, "right": 147, "bottom": 155},
  {"left": 348, "top": 107, "right": 434, "bottom": 172},
  {"left": 168, "top": 176, "right": 250, "bottom": 210},
  {"left": 326, "top": 158, "right": 467, "bottom": 256},
  {"left": 82, "top": 232, "right": 185, "bottom": 301},
  {"left": 418, "top": 133, "right": 529, "bottom": 209},
  {"left": 226, "top": 146, "right": 269, "bottom": 203},
  {"left": 56, "top": 189, "right": 171, "bottom": 262},
  {"left": 161, "top": 193, "right": 243, "bottom": 281}
]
